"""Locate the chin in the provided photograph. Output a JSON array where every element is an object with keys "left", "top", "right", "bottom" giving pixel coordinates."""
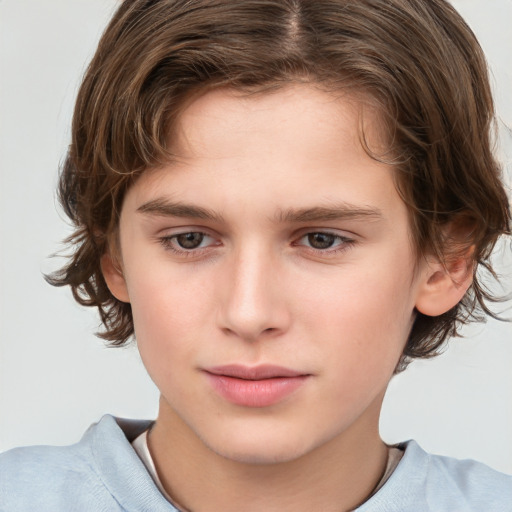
[
  {"left": 202, "top": 429, "right": 318, "bottom": 466},
  {"left": 215, "top": 444, "right": 307, "bottom": 466}
]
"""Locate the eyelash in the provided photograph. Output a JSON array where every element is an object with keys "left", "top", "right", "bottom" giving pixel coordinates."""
[
  {"left": 158, "top": 231, "right": 356, "bottom": 258},
  {"left": 294, "top": 232, "right": 356, "bottom": 256},
  {"left": 159, "top": 232, "right": 218, "bottom": 258}
]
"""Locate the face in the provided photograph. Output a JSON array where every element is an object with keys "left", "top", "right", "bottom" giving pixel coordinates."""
[{"left": 110, "top": 85, "right": 429, "bottom": 464}]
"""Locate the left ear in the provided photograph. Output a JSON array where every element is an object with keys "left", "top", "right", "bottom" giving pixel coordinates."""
[{"left": 415, "top": 248, "right": 474, "bottom": 317}]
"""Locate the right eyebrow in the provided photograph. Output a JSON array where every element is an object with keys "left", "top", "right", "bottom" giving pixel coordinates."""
[{"left": 137, "top": 198, "right": 225, "bottom": 223}]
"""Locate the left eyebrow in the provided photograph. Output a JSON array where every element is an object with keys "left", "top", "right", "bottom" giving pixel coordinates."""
[
  {"left": 276, "top": 204, "right": 383, "bottom": 223},
  {"left": 137, "top": 198, "right": 225, "bottom": 223}
]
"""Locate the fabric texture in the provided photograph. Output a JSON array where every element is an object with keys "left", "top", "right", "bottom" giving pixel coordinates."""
[{"left": 1, "top": 415, "right": 511, "bottom": 511}]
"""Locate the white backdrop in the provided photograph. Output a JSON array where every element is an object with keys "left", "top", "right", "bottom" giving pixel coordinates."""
[{"left": 1, "top": 0, "right": 511, "bottom": 474}]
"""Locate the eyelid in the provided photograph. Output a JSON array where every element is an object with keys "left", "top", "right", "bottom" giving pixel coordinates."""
[
  {"left": 156, "top": 227, "right": 357, "bottom": 259},
  {"left": 155, "top": 223, "right": 221, "bottom": 241},
  {"left": 158, "top": 228, "right": 222, "bottom": 257},
  {"left": 292, "top": 229, "right": 357, "bottom": 255},
  {"left": 292, "top": 227, "right": 357, "bottom": 242}
]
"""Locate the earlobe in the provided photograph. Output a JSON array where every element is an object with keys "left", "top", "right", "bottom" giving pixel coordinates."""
[
  {"left": 100, "top": 253, "right": 130, "bottom": 303},
  {"left": 415, "top": 255, "right": 473, "bottom": 317}
]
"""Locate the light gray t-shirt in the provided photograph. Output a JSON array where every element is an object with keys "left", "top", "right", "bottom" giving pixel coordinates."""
[{"left": 1, "top": 415, "right": 511, "bottom": 511}]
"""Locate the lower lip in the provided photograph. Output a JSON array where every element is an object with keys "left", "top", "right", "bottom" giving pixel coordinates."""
[{"left": 205, "top": 374, "right": 309, "bottom": 407}]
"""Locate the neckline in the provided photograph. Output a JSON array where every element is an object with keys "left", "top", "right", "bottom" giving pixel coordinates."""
[{"left": 132, "top": 427, "right": 404, "bottom": 511}]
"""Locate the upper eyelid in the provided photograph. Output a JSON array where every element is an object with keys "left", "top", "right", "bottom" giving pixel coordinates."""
[
  {"left": 292, "top": 227, "right": 357, "bottom": 239},
  {"left": 298, "top": 231, "right": 352, "bottom": 240},
  {"left": 294, "top": 233, "right": 354, "bottom": 246},
  {"left": 157, "top": 227, "right": 358, "bottom": 245},
  {"left": 161, "top": 231, "right": 216, "bottom": 243},
  {"left": 157, "top": 228, "right": 356, "bottom": 239},
  {"left": 157, "top": 226, "right": 219, "bottom": 238}
]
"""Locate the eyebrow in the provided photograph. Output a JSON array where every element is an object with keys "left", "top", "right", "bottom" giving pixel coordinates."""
[
  {"left": 277, "top": 204, "right": 383, "bottom": 223},
  {"left": 137, "top": 198, "right": 383, "bottom": 224},
  {"left": 137, "top": 198, "right": 225, "bottom": 222}
]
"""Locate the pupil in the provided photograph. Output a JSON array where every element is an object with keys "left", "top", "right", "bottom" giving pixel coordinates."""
[
  {"left": 177, "top": 232, "right": 203, "bottom": 249},
  {"left": 308, "top": 233, "right": 335, "bottom": 249}
]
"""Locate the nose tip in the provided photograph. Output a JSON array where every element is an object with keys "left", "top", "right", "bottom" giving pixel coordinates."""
[{"left": 222, "top": 300, "right": 283, "bottom": 341}]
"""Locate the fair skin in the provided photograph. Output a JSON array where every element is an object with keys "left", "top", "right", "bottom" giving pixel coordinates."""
[{"left": 103, "top": 85, "right": 470, "bottom": 511}]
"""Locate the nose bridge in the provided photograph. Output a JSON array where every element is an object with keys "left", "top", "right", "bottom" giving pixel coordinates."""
[{"left": 220, "top": 240, "right": 288, "bottom": 340}]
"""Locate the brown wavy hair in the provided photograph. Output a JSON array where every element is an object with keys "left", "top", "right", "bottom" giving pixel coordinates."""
[{"left": 48, "top": 0, "right": 511, "bottom": 368}]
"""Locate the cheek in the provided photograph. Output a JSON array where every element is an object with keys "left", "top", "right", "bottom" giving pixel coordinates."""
[
  {"left": 130, "top": 294, "right": 200, "bottom": 409},
  {"left": 126, "top": 256, "right": 208, "bottom": 331},
  {"left": 126, "top": 270, "right": 206, "bottom": 371},
  {"left": 299, "top": 262, "right": 416, "bottom": 376}
]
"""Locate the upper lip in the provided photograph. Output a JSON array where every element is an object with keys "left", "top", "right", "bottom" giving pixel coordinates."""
[{"left": 205, "top": 364, "right": 308, "bottom": 380}]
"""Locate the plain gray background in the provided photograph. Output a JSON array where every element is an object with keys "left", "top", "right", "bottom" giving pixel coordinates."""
[{"left": 1, "top": 0, "right": 511, "bottom": 473}]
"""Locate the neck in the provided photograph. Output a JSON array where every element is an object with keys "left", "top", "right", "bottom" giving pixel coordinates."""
[{"left": 148, "top": 395, "right": 388, "bottom": 512}]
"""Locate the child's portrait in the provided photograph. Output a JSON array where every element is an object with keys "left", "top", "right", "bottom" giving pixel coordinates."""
[{"left": 1, "top": 1, "right": 511, "bottom": 510}]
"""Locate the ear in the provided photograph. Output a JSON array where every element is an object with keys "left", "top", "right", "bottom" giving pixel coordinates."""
[
  {"left": 415, "top": 250, "right": 474, "bottom": 317},
  {"left": 100, "top": 253, "right": 130, "bottom": 303}
]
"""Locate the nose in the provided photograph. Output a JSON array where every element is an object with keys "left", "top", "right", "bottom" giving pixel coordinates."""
[{"left": 218, "top": 244, "right": 291, "bottom": 341}]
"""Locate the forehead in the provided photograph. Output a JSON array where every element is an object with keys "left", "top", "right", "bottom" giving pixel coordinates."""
[
  {"left": 124, "top": 84, "right": 405, "bottom": 227},
  {"left": 171, "top": 85, "right": 387, "bottom": 163}
]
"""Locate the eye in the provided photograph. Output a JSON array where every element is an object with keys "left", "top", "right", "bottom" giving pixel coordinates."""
[
  {"left": 175, "top": 232, "right": 206, "bottom": 249},
  {"left": 294, "top": 231, "right": 355, "bottom": 255},
  {"left": 160, "top": 231, "right": 218, "bottom": 253},
  {"left": 305, "top": 232, "right": 339, "bottom": 250}
]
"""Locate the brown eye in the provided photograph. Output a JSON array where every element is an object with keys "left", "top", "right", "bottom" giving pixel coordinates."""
[
  {"left": 175, "top": 232, "right": 204, "bottom": 249},
  {"left": 307, "top": 233, "right": 336, "bottom": 249}
]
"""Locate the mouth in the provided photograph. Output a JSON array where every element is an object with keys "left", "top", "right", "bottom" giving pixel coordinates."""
[
  {"left": 203, "top": 365, "right": 311, "bottom": 407},
  {"left": 206, "top": 364, "right": 307, "bottom": 380}
]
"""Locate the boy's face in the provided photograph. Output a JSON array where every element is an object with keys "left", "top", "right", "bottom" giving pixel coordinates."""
[{"left": 110, "top": 85, "right": 430, "bottom": 464}]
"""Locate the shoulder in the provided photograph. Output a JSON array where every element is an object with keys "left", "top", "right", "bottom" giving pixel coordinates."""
[
  {"left": 423, "top": 444, "right": 512, "bottom": 501},
  {"left": 0, "top": 441, "right": 107, "bottom": 511},
  {"left": 422, "top": 446, "right": 512, "bottom": 511},
  {"left": 359, "top": 440, "right": 512, "bottom": 512},
  {"left": 0, "top": 415, "right": 159, "bottom": 512}
]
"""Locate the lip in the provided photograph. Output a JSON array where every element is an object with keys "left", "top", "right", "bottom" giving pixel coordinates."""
[{"left": 204, "top": 365, "right": 310, "bottom": 407}]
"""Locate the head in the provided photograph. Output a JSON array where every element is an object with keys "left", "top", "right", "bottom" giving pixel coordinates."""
[{"left": 51, "top": 0, "right": 510, "bottom": 374}]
